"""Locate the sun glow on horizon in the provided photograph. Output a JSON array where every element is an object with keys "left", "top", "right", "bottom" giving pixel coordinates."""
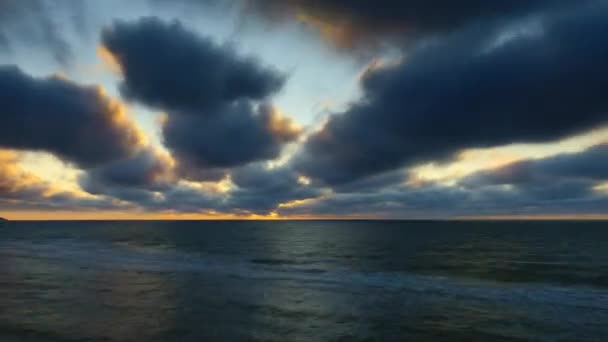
[{"left": 0, "top": 210, "right": 372, "bottom": 221}]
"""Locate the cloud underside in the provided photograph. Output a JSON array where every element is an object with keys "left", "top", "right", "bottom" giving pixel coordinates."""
[
  {"left": 1, "top": 1, "right": 608, "bottom": 218},
  {"left": 282, "top": 143, "right": 608, "bottom": 218},
  {"left": 295, "top": 2, "right": 608, "bottom": 185},
  {"left": 246, "top": 0, "right": 581, "bottom": 50},
  {"left": 0, "top": 66, "right": 143, "bottom": 167},
  {"left": 101, "top": 17, "right": 300, "bottom": 176}
]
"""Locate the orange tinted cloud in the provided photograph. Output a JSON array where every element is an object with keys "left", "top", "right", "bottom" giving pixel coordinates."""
[
  {"left": 0, "top": 150, "right": 43, "bottom": 196},
  {"left": 94, "top": 85, "right": 148, "bottom": 148},
  {"left": 0, "top": 209, "right": 346, "bottom": 221},
  {"left": 97, "top": 45, "right": 123, "bottom": 74},
  {"left": 0, "top": 150, "right": 93, "bottom": 200},
  {"left": 263, "top": 105, "right": 303, "bottom": 141}
]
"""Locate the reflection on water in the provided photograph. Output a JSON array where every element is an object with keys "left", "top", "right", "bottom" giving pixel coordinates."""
[{"left": 0, "top": 220, "right": 607, "bottom": 341}]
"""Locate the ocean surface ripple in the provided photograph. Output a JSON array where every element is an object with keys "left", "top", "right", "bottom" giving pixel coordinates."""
[{"left": 1, "top": 220, "right": 607, "bottom": 341}]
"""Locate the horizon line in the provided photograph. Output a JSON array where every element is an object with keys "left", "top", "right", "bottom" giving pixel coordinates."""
[{"left": 3, "top": 217, "right": 608, "bottom": 222}]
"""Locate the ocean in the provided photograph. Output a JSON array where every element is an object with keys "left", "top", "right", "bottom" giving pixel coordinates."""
[{"left": 0, "top": 220, "right": 607, "bottom": 341}]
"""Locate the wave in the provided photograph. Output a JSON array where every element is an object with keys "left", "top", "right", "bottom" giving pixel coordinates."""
[{"left": 1, "top": 239, "right": 608, "bottom": 312}]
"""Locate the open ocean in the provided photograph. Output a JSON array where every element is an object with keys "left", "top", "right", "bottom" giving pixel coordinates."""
[{"left": 0, "top": 220, "right": 607, "bottom": 341}]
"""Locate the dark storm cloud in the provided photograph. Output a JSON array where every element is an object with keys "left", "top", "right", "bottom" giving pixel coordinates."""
[
  {"left": 101, "top": 17, "right": 285, "bottom": 112},
  {"left": 82, "top": 170, "right": 223, "bottom": 214},
  {"left": 0, "top": 65, "right": 143, "bottom": 168},
  {"left": 279, "top": 186, "right": 608, "bottom": 218},
  {"left": 280, "top": 163, "right": 608, "bottom": 219},
  {"left": 463, "top": 144, "right": 608, "bottom": 191},
  {"left": 331, "top": 169, "right": 408, "bottom": 194},
  {"left": 228, "top": 164, "right": 323, "bottom": 214},
  {"left": 163, "top": 103, "right": 301, "bottom": 172},
  {"left": 245, "top": 0, "right": 580, "bottom": 50},
  {"left": 79, "top": 148, "right": 173, "bottom": 192},
  {"left": 146, "top": 185, "right": 224, "bottom": 213},
  {"left": 0, "top": 0, "right": 75, "bottom": 66},
  {"left": 0, "top": 195, "right": 124, "bottom": 212},
  {"left": 124, "top": 163, "right": 323, "bottom": 215},
  {"left": 79, "top": 157, "right": 323, "bottom": 215},
  {"left": 102, "top": 17, "right": 300, "bottom": 175},
  {"left": 76, "top": 147, "right": 183, "bottom": 210},
  {"left": 277, "top": 187, "right": 471, "bottom": 218},
  {"left": 30, "top": 140, "right": 608, "bottom": 217},
  {"left": 282, "top": 140, "right": 608, "bottom": 218},
  {"left": 453, "top": 143, "right": 608, "bottom": 214},
  {"left": 295, "top": 2, "right": 608, "bottom": 185}
]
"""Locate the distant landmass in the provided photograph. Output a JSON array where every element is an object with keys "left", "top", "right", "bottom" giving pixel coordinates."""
[{"left": 0, "top": 217, "right": 7, "bottom": 221}]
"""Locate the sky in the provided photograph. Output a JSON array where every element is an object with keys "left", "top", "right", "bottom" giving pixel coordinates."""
[{"left": 1, "top": 0, "right": 608, "bottom": 220}]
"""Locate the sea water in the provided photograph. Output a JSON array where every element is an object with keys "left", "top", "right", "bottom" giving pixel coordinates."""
[{"left": 0, "top": 220, "right": 607, "bottom": 341}]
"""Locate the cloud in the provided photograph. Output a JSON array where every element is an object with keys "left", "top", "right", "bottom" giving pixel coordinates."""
[
  {"left": 79, "top": 156, "right": 321, "bottom": 215},
  {"left": 163, "top": 103, "right": 301, "bottom": 173},
  {"left": 0, "top": 65, "right": 145, "bottom": 168},
  {"left": 456, "top": 143, "right": 608, "bottom": 214},
  {"left": 228, "top": 163, "right": 323, "bottom": 214},
  {"left": 28, "top": 139, "right": 608, "bottom": 217},
  {"left": 0, "top": 150, "right": 49, "bottom": 199},
  {"left": 101, "top": 17, "right": 285, "bottom": 112},
  {"left": 285, "top": 142, "right": 608, "bottom": 218},
  {"left": 3, "top": 2, "right": 605, "bottom": 218},
  {"left": 101, "top": 17, "right": 301, "bottom": 176},
  {"left": 77, "top": 145, "right": 191, "bottom": 210},
  {"left": 0, "top": 149, "right": 123, "bottom": 211},
  {"left": 280, "top": 173, "right": 608, "bottom": 219},
  {"left": 295, "top": 2, "right": 608, "bottom": 185},
  {"left": 277, "top": 182, "right": 505, "bottom": 219},
  {"left": 463, "top": 143, "right": 608, "bottom": 194},
  {"left": 79, "top": 148, "right": 174, "bottom": 192},
  {"left": 146, "top": 184, "right": 225, "bottom": 213},
  {"left": 244, "top": 0, "right": 579, "bottom": 51},
  {"left": 280, "top": 186, "right": 608, "bottom": 219}
]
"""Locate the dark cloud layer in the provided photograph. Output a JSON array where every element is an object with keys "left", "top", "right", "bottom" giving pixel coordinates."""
[
  {"left": 455, "top": 143, "right": 608, "bottom": 215},
  {"left": 277, "top": 187, "right": 468, "bottom": 218},
  {"left": 281, "top": 144, "right": 608, "bottom": 218},
  {"left": 101, "top": 17, "right": 285, "bottom": 112},
  {"left": 229, "top": 164, "right": 323, "bottom": 214},
  {"left": 246, "top": 0, "right": 579, "bottom": 50},
  {"left": 295, "top": 2, "right": 608, "bottom": 185},
  {"left": 80, "top": 148, "right": 173, "bottom": 192},
  {"left": 102, "top": 17, "right": 300, "bottom": 176},
  {"left": 0, "top": 65, "right": 143, "bottom": 168},
  {"left": 3, "top": 1, "right": 608, "bottom": 218},
  {"left": 464, "top": 144, "right": 608, "bottom": 192},
  {"left": 163, "top": 103, "right": 300, "bottom": 170},
  {"left": 79, "top": 150, "right": 322, "bottom": 215},
  {"left": 279, "top": 184, "right": 608, "bottom": 219},
  {"left": 77, "top": 146, "right": 183, "bottom": 210}
]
